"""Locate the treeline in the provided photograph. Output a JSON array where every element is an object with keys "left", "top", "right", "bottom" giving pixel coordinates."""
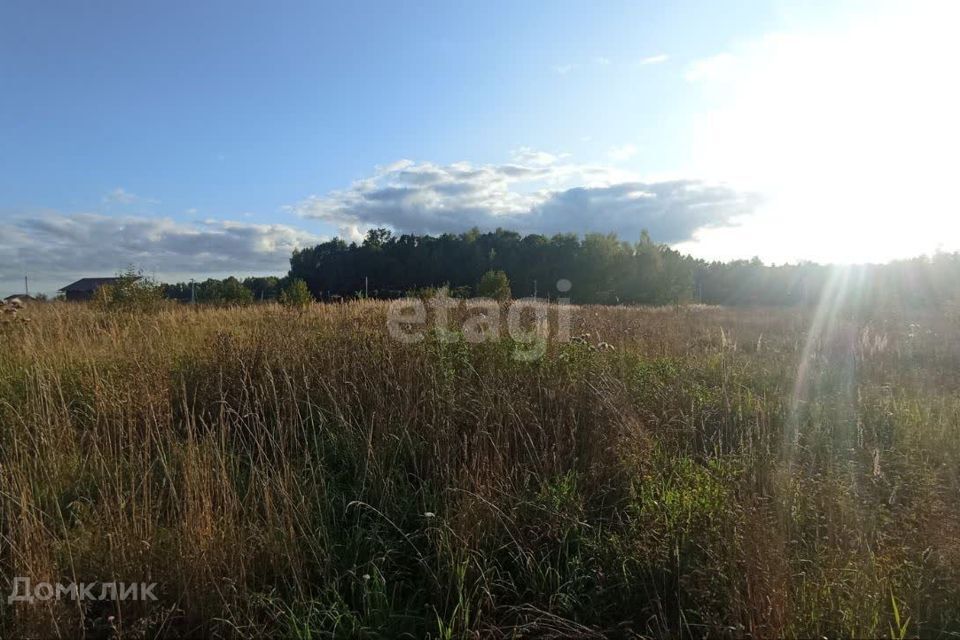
[
  {"left": 289, "top": 227, "right": 960, "bottom": 308},
  {"left": 155, "top": 228, "right": 960, "bottom": 308},
  {"left": 290, "top": 228, "right": 694, "bottom": 304},
  {"left": 163, "top": 276, "right": 282, "bottom": 304},
  {"left": 696, "top": 254, "right": 960, "bottom": 309}
]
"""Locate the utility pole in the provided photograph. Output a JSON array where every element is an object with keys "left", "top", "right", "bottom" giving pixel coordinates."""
[
  {"left": 365, "top": 276, "right": 369, "bottom": 299},
  {"left": 190, "top": 279, "right": 196, "bottom": 304},
  {"left": 24, "top": 276, "right": 29, "bottom": 297},
  {"left": 533, "top": 279, "right": 537, "bottom": 299}
]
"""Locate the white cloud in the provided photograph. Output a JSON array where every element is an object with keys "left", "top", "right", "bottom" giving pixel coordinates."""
[
  {"left": 607, "top": 143, "right": 638, "bottom": 162},
  {"left": 594, "top": 56, "right": 611, "bottom": 66},
  {"left": 292, "top": 152, "right": 757, "bottom": 245},
  {"left": 0, "top": 213, "right": 320, "bottom": 295},
  {"left": 102, "top": 187, "right": 158, "bottom": 206},
  {"left": 638, "top": 53, "right": 669, "bottom": 66},
  {"left": 684, "top": 53, "right": 737, "bottom": 82},
  {"left": 553, "top": 63, "right": 577, "bottom": 75},
  {"left": 510, "top": 147, "right": 567, "bottom": 166}
]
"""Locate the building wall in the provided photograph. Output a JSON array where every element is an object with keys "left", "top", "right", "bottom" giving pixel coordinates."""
[{"left": 65, "top": 290, "right": 95, "bottom": 302}]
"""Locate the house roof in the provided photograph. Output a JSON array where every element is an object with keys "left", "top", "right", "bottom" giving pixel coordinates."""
[
  {"left": 4, "top": 294, "right": 35, "bottom": 302},
  {"left": 59, "top": 277, "right": 138, "bottom": 292}
]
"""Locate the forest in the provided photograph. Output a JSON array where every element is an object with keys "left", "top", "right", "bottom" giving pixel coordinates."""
[{"left": 163, "top": 227, "right": 960, "bottom": 309}]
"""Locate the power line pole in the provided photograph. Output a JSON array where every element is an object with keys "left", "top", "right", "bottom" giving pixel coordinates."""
[{"left": 24, "top": 276, "right": 29, "bottom": 297}]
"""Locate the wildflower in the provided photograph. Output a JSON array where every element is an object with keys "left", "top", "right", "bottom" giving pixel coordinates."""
[{"left": 423, "top": 511, "right": 436, "bottom": 518}]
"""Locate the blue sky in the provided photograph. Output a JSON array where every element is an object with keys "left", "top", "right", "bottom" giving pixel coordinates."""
[{"left": 2, "top": 0, "right": 957, "bottom": 294}]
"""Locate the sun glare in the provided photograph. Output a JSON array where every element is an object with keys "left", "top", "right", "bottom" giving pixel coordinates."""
[{"left": 687, "top": 1, "right": 960, "bottom": 264}]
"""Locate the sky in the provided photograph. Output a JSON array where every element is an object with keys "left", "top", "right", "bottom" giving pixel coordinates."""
[{"left": 2, "top": 0, "right": 958, "bottom": 295}]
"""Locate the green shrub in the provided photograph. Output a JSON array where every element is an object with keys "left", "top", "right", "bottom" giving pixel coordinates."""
[
  {"left": 279, "top": 278, "right": 313, "bottom": 308},
  {"left": 93, "top": 268, "right": 165, "bottom": 312},
  {"left": 477, "top": 269, "right": 511, "bottom": 301}
]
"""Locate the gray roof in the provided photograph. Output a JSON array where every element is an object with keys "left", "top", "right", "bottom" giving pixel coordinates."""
[{"left": 59, "top": 277, "right": 138, "bottom": 292}]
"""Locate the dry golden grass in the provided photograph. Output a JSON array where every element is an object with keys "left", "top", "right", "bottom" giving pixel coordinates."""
[{"left": 1, "top": 300, "right": 959, "bottom": 638}]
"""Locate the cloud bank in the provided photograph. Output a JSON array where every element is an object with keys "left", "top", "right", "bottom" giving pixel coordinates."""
[
  {"left": 1, "top": 151, "right": 757, "bottom": 295},
  {"left": 294, "top": 152, "right": 757, "bottom": 243},
  {"left": 0, "top": 213, "right": 319, "bottom": 294}
]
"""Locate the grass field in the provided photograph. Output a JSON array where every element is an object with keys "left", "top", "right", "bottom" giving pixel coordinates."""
[{"left": 2, "top": 300, "right": 960, "bottom": 638}]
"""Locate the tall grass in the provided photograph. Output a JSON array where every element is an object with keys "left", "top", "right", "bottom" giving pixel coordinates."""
[{"left": 1, "top": 301, "right": 959, "bottom": 637}]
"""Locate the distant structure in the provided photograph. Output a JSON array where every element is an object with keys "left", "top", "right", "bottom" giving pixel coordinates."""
[
  {"left": 4, "top": 276, "right": 35, "bottom": 303},
  {"left": 59, "top": 277, "right": 138, "bottom": 302}
]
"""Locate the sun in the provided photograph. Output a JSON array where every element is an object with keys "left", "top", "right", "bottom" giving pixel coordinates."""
[{"left": 684, "top": 1, "right": 960, "bottom": 264}]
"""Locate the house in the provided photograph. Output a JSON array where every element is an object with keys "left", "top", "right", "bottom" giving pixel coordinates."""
[
  {"left": 3, "top": 294, "right": 36, "bottom": 304},
  {"left": 59, "top": 277, "right": 138, "bottom": 302}
]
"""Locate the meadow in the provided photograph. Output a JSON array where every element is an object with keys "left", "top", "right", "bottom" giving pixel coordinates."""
[{"left": 2, "top": 299, "right": 960, "bottom": 638}]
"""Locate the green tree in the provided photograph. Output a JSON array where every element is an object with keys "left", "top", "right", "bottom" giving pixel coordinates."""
[
  {"left": 194, "top": 277, "right": 253, "bottom": 306},
  {"left": 94, "top": 267, "right": 165, "bottom": 312},
  {"left": 243, "top": 276, "right": 280, "bottom": 301},
  {"left": 279, "top": 278, "right": 313, "bottom": 308},
  {"left": 477, "top": 270, "right": 511, "bottom": 301}
]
